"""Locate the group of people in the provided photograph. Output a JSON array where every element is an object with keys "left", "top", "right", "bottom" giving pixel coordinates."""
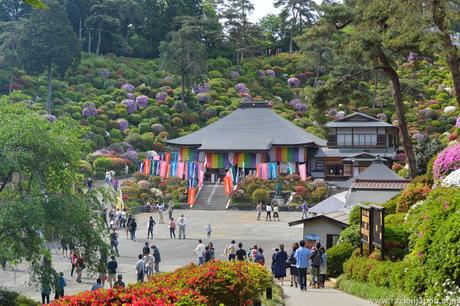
[
  {"left": 193, "top": 239, "right": 216, "bottom": 265},
  {"left": 135, "top": 242, "right": 161, "bottom": 283},
  {"left": 256, "top": 202, "right": 281, "bottom": 221}
]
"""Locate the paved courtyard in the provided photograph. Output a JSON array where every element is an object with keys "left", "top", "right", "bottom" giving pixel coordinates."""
[{"left": 0, "top": 209, "right": 370, "bottom": 305}]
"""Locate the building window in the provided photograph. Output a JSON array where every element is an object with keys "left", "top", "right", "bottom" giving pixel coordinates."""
[
  {"left": 352, "top": 134, "right": 377, "bottom": 146},
  {"left": 389, "top": 134, "right": 394, "bottom": 148},
  {"left": 326, "top": 164, "right": 343, "bottom": 176},
  {"left": 315, "top": 160, "right": 325, "bottom": 171},
  {"left": 326, "top": 234, "right": 340, "bottom": 249},
  {"left": 337, "top": 134, "right": 352, "bottom": 146}
]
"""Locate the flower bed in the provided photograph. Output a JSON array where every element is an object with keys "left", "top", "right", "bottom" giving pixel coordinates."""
[{"left": 51, "top": 261, "right": 271, "bottom": 306}]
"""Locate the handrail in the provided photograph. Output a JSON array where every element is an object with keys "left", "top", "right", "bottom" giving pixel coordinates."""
[{"left": 207, "top": 178, "right": 221, "bottom": 205}]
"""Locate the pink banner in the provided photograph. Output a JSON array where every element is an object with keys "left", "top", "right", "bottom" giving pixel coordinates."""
[
  {"left": 198, "top": 163, "right": 205, "bottom": 188},
  {"left": 177, "top": 162, "right": 185, "bottom": 179},
  {"left": 159, "top": 161, "right": 168, "bottom": 178},
  {"left": 299, "top": 163, "right": 307, "bottom": 181}
]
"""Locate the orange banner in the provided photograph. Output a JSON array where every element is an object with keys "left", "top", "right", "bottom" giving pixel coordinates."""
[
  {"left": 224, "top": 176, "right": 233, "bottom": 195},
  {"left": 188, "top": 187, "right": 197, "bottom": 206}
]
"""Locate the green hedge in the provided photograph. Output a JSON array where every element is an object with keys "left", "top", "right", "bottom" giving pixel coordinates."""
[
  {"left": 93, "top": 157, "right": 132, "bottom": 177},
  {"left": 0, "top": 289, "right": 39, "bottom": 306},
  {"left": 326, "top": 242, "right": 354, "bottom": 277}
]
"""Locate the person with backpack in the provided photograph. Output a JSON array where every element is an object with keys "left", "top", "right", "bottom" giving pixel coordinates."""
[
  {"left": 310, "top": 242, "right": 323, "bottom": 289},
  {"left": 254, "top": 248, "right": 265, "bottom": 265},
  {"left": 289, "top": 243, "right": 299, "bottom": 287},
  {"left": 110, "top": 230, "right": 119, "bottom": 257},
  {"left": 224, "top": 240, "right": 237, "bottom": 260}
]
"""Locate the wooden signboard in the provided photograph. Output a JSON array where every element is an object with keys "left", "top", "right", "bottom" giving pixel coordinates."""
[{"left": 360, "top": 205, "right": 385, "bottom": 259}]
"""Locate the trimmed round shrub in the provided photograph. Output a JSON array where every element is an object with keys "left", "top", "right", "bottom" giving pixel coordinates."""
[
  {"left": 252, "top": 188, "right": 269, "bottom": 204},
  {"left": 93, "top": 157, "right": 132, "bottom": 177},
  {"left": 326, "top": 242, "right": 354, "bottom": 277}
]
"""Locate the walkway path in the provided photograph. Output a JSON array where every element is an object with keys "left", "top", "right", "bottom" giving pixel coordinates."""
[{"left": 283, "top": 284, "right": 373, "bottom": 306}]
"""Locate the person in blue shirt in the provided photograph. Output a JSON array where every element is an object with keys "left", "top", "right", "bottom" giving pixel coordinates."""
[{"left": 294, "top": 240, "right": 311, "bottom": 291}]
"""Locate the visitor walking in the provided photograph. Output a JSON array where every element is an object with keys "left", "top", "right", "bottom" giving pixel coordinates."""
[
  {"left": 114, "top": 274, "right": 125, "bottom": 288},
  {"left": 194, "top": 239, "right": 205, "bottom": 265},
  {"left": 142, "top": 242, "right": 150, "bottom": 255},
  {"left": 126, "top": 214, "right": 132, "bottom": 239},
  {"left": 256, "top": 202, "right": 262, "bottom": 220},
  {"left": 289, "top": 243, "right": 299, "bottom": 287},
  {"left": 265, "top": 204, "right": 272, "bottom": 221},
  {"left": 273, "top": 205, "right": 280, "bottom": 221},
  {"left": 110, "top": 230, "right": 119, "bottom": 257},
  {"left": 121, "top": 209, "right": 127, "bottom": 228},
  {"left": 130, "top": 218, "right": 137, "bottom": 241},
  {"left": 107, "top": 256, "right": 118, "bottom": 289},
  {"left": 178, "top": 215, "right": 187, "bottom": 239},
  {"left": 169, "top": 218, "right": 176, "bottom": 239},
  {"left": 97, "top": 258, "right": 107, "bottom": 287},
  {"left": 70, "top": 251, "right": 77, "bottom": 277},
  {"left": 208, "top": 242, "right": 215, "bottom": 260},
  {"left": 147, "top": 216, "right": 155, "bottom": 239},
  {"left": 76, "top": 255, "right": 85, "bottom": 283},
  {"left": 41, "top": 279, "right": 51, "bottom": 304},
  {"left": 319, "top": 246, "right": 327, "bottom": 288},
  {"left": 254, "top": 248, "right": 265, "bottom": 265},
  {"left": 91, "top": 278, "right": 103, "bottom": 291},
  {"left": 87, "top": 177, "right": 93, "bottom": 192},
  {"left": 206, "top": 224, "right": 212, "bottom": 238},
  {"left": 158, "top": 203, "right": 165, "bottom": 224},
  {"left": 224, "top": 240, "right": 237, "bottom": 260},
  {"left": 301, "top": 201, "right": 308, "bottom": 219},
  {"left": 310, "top": 242, "right": 323, "bottom": 288},
  {"left": 135, "top": 254, "right": 145, "bottom": 283},
  {"left": 143, "top": 252, "right": 155, "bottom": 277},
  {"left": 152, "top": 245, "right": 161, "bottom": 273},
  {"left": 236, "top": 243, "right": 247, "bottom": 261},
  {"left": 55, "top": 272, "right": 66, "bottom": 299},
  {"left": 250, "top": 245, "right": 259, "bottom": 261},
  {"left": 167, "top": 203, "right": 173, "bottom": 220},
  {"left": 272, "top": 244, "right": 288, "bottom": 284},
  {"left": 294, "top": 240, "right": 311, "bottom": 291},
  {"left": 204, "top": 246, "right": 212, "bottom": 262}
]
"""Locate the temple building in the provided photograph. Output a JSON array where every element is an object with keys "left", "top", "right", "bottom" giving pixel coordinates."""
[{"left": 166, "top": 101, "right": 326, "bottom": 181}]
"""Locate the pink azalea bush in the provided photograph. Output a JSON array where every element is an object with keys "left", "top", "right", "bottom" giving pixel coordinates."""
[{"left": 433, "top": 143, "right": 460, "bottom": 179}]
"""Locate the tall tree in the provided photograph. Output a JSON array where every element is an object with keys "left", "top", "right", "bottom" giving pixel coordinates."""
[
  {"left": 63, "top": 0, "right": 91, "bottom": 41},
  {"left": 0, "top": 98, "right": 107, "bottom": 283},
  {"left": 17, "top": 0, "right": 80, "bottom": 113},
  {"left": 159, "top": 16, "right": 207, "bottom": 103},
  {"left": 259, "top": 14, "right": 289, "bottom": 52},
  {"left": 219, "top": 0, "right": 263, "bottom": 72},
  {"left": 274, "top": 0, "right": 317, "bottom": 54}
]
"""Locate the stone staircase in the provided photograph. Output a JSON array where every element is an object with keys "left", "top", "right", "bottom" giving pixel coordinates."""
[{"left": 193, "top": 182, "right": 230, "bottom": 210}]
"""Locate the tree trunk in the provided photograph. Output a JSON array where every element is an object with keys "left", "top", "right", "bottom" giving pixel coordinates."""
[
  {"left": 46, "top": 65, "right": 52, "bottom": 113},
  {"left": 314, "top": 51, "right": 323, "bottom": 87},
  {"left": 181, "top": 74, "right": 185, "bottom": 104},
  {"left": 96, "top": 24, "right": 102, "bottom": 56},
  {"left": 431, "top": 0, "right": 460, "bottom": 108},
  {"left": 377, "top": 51, "right": 417, "bottom": 178},
  {"left": 289, "top": 30, "right": 293, "bottom": 55},
  {"left": 372, "top": 71, "right": 379, "bottom": 109},
  {"left": 236, "top": 50, "right": 241, "bottom": 74},
  {"left": 88, "top": 30, "right": 92, "bottom": 53},
  {"left": 79, "top": 18, "right": 82, "bottom": 40}
]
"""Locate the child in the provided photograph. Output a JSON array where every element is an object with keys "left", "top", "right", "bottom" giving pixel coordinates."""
[{"left": 206, "top": 224, "right": 212, "bottom": 238}]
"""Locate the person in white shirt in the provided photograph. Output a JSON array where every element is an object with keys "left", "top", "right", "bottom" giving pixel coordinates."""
[
  {"left": 224, "top": 240, "right": 237, "bottom": 260},
  {"left": 194, "top": 239, "right": 205, "bottom": 265},
  {"left": 177, "top": 215, "right": 187, "bottom": 239},
  {"left": 265, "top": 204, "right": 272, "bottom": 221}
]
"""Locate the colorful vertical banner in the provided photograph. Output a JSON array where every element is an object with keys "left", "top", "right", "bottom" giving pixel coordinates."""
[
  {"left": 299, "top": 163, "right": 307, "bottom": 181},
  {"left": 159, "top": 161, "right": 168, "bottom": 178},
  {"left": 188, "top": 187, "right": 197, "bottom": 206},
  {"left": 177, "top": 162, "right": 185, "bottom": 179},
  {"left": 180, "top": 147, "right": 196, "bottom": 161},
  {"left": 206, "top": 153, "right": 226, "bottom": 169},
  {"left": 269, "top": 147, "right": 307, "bottom": 162},
  {"left": 169, "top": 162, "right": 177, "bottom": 177},
  {"left": 224, "top": 176, "right": 233, "bottom": 195},
  {"left": 198, "top": 163, "right": 205, "bottom": 188},
  {"left": 269, "top": 162, "right": 278, "bottom": 180}
]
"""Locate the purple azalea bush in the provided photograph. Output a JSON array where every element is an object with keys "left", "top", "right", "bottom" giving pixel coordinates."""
[
  {"left": 230, "top": 71, "right": 240, "bottom": 80},
  {"left": 266, "top": 69, "right": 276, "bottom": 78},
  {"left": 98, "top": 68, "right": 111, "bottom": 80},
  {"left": 407, "top": 52, "right": 417, "bottom": 63},
  {"left": 335, "top": 111, "right": 346, "bottom": 120},
  {"left": 295, "top": 103, "right": 307, "bottom": 113},
  {"left": 122, "top": 99, "right": 137, "bottom": 114},
  {"left": 456, "top": 117, "right": 460, "bottom": 128},
  {"left": 117, "top": 119, "right": 129, "bottom": 131},
  {"left": 194, "top": 83, "right": 210, "bottom": 94},
  {"left": 121, "top": 83, "right": 136, "bottom": 92},
  {"left": 257, "top": 70, "right": 265, "bottom": 79},
  {"left": 155, "top": 92, "right": 168, "bottom": 102},
  {"left": 412, "top": 133, "right": 426, "bottom": 142},
  {"left": 151, "top": 123, "right": 165, "bottom": 134},
  {"left": 127, "top": 93, "right": 134, "bottom": 99},
  {"left": 43, "top": 114, "right": 56, "bottom": 123},
  {"left": 120, "top": 149, "right": 138, "bottom": 162},
  {"left": 82, "top": 107, "right": 97, "bottom": 117},
  {"left": 235, "top": 83, "right": 249, "bottom": 94},
  {"left": 197, "top": 93, "right": 207, "bottom": 103},
  {"left": 433, "top": 143, "right": 460, "bottom": 179},
  {"left": 288, "top": 77, "right": 300, "bottom": 88},
  {"left": 136, "top": 95, "right": 149, "bottom": 109},
  {"left": 289, "top": 98, "right": 301, "bottom": 106}
]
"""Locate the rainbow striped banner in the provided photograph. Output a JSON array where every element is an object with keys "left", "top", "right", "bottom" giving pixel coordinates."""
[
  {"left": 237, "top": 152, "right": 257, "bottom": 169},
  {"left": 206, "top": 153, "right": 227, "bottom": 169},
  {"left": 269, "top": 147, "right": 306, "bottom": 162},
  {"left": 180, "top": 147, "right": 197, "bottom": 161}
]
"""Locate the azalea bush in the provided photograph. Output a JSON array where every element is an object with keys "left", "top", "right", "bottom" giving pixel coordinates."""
[
  {"left": 433, "top": 143, "right": 460, "bottom": 179},
  {"left": 52, "top": 261, "right": 271, "bottom": 306}
]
